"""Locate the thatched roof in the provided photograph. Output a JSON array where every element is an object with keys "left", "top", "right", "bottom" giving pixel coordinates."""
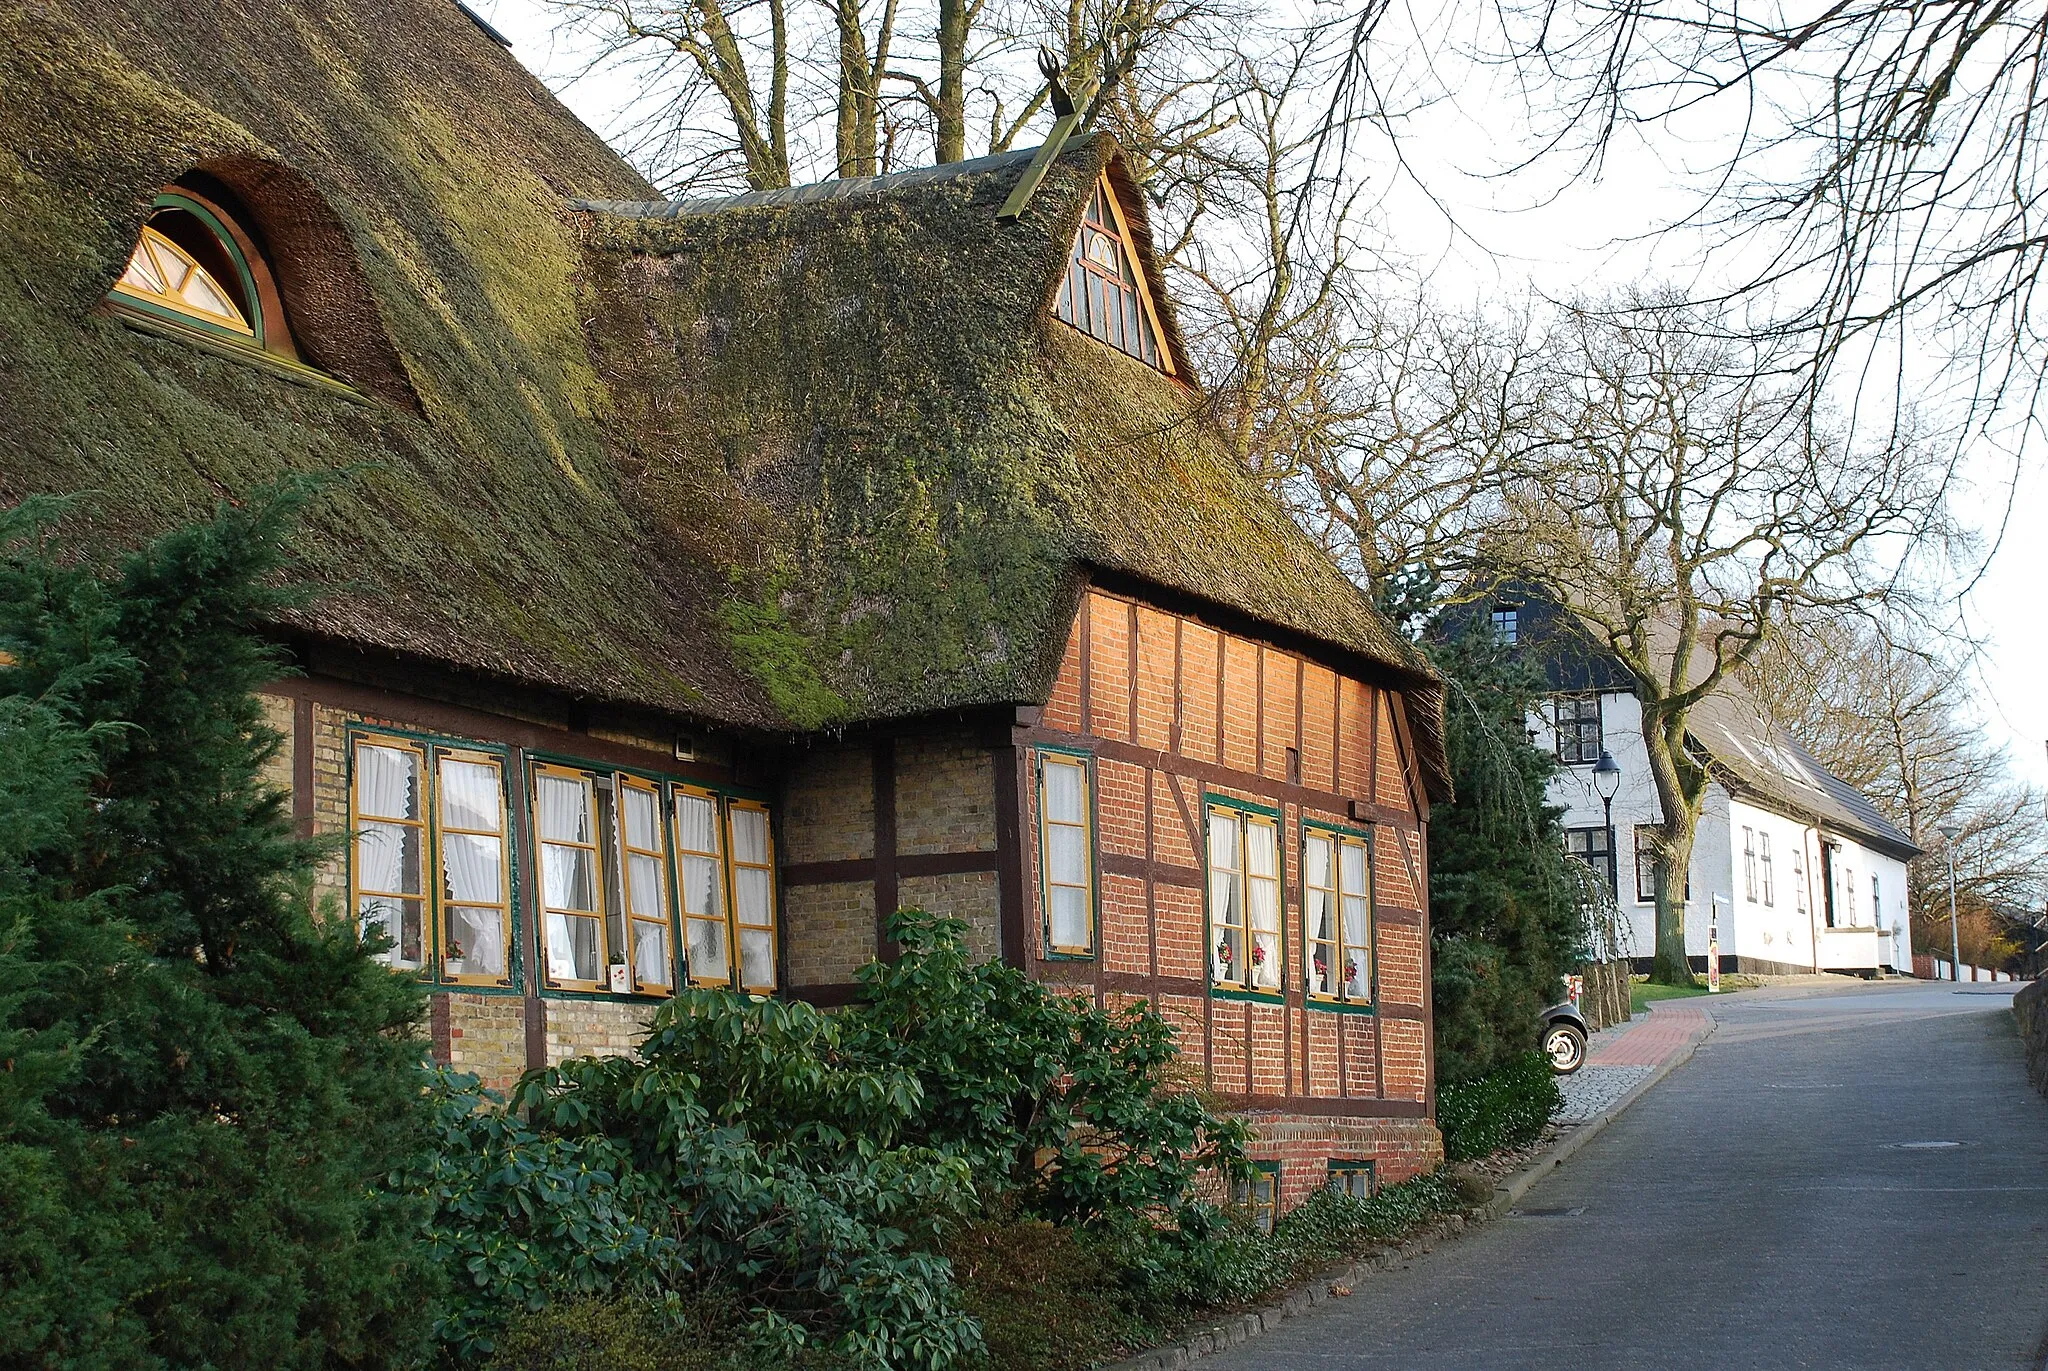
[{"left": 0, "top": 0, "right": 1447, "bottom": 794}]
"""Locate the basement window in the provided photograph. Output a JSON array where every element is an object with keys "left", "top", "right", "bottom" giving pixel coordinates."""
[
  {"left": 1233, "top": 1163, "right": 1281, "bottom": 1234},
  {"left": 1327, "top": 1159, "right": 1377, "bottom": 1200},
  {"left": 1303, "top": 825, "right": 1372, "bottom": 1003}
]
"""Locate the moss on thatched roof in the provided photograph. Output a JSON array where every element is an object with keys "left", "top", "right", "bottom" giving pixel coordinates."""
[
  {"left": 580, "top": 135, "right": 1445, "bottom": 790},
  {"left": 0, "top": 0, "right": 1445, "bottom": 792}
]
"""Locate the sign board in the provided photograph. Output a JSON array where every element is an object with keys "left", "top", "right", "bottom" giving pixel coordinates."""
[{"left": 1566, "top": 974, "right": 1584, "bottom": 1009}]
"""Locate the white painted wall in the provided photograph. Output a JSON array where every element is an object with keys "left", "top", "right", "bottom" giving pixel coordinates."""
[
  {"left": 1533, "top": 691, "right": 1914, "bottom": 974},
  {"left": 1536, "top": 691, "right": 1729, "bottom": 963}
]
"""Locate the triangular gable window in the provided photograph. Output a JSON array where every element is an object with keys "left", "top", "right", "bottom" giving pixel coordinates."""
[{"left": 1055, "top": 176, "right": 1171, "bottom": 373}]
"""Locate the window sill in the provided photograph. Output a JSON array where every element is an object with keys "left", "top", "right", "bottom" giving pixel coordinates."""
[
  {"left": 1043, "top": 948, "right": 1098, "bottom": 963},
  {"left": 539, "top": 984, "right": 674, "bottom": 1003},
  {"left": 1210, "top": 985, "right": 1285, "bottom": 1004},
  {"left": 107, "top": 302, "right": 371, "bottom": 403},
  {"left": 1305, "top": 998, "right": 1378, "bottom": 1016}
]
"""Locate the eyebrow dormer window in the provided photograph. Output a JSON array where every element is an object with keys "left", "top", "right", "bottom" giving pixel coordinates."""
[
  {"left": 107, "top": 187, "right": 300, "bottom": 363},
  {"left": 118, "top": 218, "right": 254, "bottom": 335},
  {"left": 1055, "top": 175, "right": 1171, "bottom": 374}
]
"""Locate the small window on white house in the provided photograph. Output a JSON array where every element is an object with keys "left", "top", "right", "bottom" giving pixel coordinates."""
[
  {"left": 1758, "top": 831, "right": 1774, "bottom": 908},
  {"left": 1038, "top": 752, "right": 1096, "bottom": 956},
  {"left": 1567, "top": 826, "right": 1614, "bottom": 896},
  {"left": 1633, "top": 825, "right": 1690, "bottom": 903},
  {"left": 1872, "top": 874, "right": 1882, "bottom": 928},
  {"left": 1209, "top": 803, "right": 1282, "bottom": 992},
  {"left": 1742, "top": 828, "right": 1757, "bottom": 903},
  {"left": 1793, "top": 849, "right": 1808, "bottom": 916},
  {"left": 1554, "top": 695, "right": 1602, "bottom": 764}
]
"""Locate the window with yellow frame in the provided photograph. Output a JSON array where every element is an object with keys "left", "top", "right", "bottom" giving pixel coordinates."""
[
  {"left": 1055, "top": 175, "right": 1172, "bottom": 373},
  {"left": 727, "top": 799, "right": 779, "bottom": 994},
  {"left": 349, "top": 732, "right": 514, "bottom": 986},
  {"left": 1302, "top": 825, "right": 1372, "bottom": 1003},
  {"left": 1038, "top": 751, "right": 1096, "bottom": 956},
  {"left": 1208, "top": 802, "right": 1281, "bottom": 991},
  {"left": 673, "top": 786, "right": 732, "bottom": 988},
  {"left": 670, "top": 787, "right": 779, "bottom": 994}
]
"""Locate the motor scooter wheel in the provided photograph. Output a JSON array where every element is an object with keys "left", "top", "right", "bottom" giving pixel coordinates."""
[{"left": 1543, "top": 1022, "right": 1587, "bottom": 1075}]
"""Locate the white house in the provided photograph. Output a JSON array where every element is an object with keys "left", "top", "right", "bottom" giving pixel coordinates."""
[{"left": 1496, "top": 602, "right": 1920, "bottom": 977}]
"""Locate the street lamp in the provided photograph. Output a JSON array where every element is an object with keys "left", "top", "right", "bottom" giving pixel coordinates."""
[
  {"left": 1593, "top": 750, "right": 1621, "bottom": 895},
  {"left": 1938, "top": 822, "right": 1962, "bottom": 981}
]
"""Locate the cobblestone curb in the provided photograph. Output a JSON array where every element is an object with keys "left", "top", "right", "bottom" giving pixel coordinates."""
[{"left": 1102, "top": 1000, "right": 1719, "bottom": 1371}]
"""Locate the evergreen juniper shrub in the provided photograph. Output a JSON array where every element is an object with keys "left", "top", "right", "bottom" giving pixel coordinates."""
[{"left": 0, "top": 488, "right": 437, "bottom": 1370}]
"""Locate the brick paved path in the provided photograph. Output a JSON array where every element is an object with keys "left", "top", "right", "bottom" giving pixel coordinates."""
[{"left": 1584, "top": 997, "right": 1710, "bottom": 1066}]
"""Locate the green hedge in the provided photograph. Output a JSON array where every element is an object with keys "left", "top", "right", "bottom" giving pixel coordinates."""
[{"left": 1435, "top": 1051, "right": 1561, "bottom": 1160}]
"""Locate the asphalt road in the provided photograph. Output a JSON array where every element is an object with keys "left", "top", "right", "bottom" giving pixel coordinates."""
[{"left": 1204, "top": 980, "right": 2048, "bottom": 1371}]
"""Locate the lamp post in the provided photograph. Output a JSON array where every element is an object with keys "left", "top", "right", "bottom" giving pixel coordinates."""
[
  {"left": 1939, "top": 822, "right": 1962, "bottom": 981},
  {"left": 1593, "top": 750, "right": 1621, "bottom": 897}
]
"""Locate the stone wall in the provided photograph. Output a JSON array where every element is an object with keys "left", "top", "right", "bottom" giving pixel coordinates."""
[{"left": 2015, "top": 978, "right": 2048, "bottom": 1100}]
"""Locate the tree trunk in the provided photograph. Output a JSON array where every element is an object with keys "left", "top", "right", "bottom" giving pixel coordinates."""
[
  {"left": 832, "top": 0, "right": 884, "bottom": 177},
  {"left": 934, "top": 0, "right": 967, "bottom": 164},
  {"left": 1640, "top": 702, "right": 1706, "bottom": 986},
  {"left": 1651, "top": 822, "right": 1695, "bottom": 986}
]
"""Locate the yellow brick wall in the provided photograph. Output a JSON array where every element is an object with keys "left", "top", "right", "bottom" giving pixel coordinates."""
[{"left": 898, "top": 870, "right": 1000, "bottom": 962}]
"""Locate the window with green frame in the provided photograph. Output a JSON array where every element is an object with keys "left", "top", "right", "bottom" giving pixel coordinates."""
[
  {"left": 1037, "top": 750, "right": 1097, "bottom": 956},
  {"left": 1208, "top": 801, "right": 1281, "bottom": 991},
  {"left": 1232, "top": 1162, "right": 1281, "bottom": 1233},
  {"left": 532, "top": 760, "right": 780, "bottom": 996},
  {"left": 1326, "top": 1159, "right": 1376, "bottom": 1200},
  {"left": 351, "top": 731, "right": 515, "bottom": 987},
  {"left": 1303, "top": 824, "right": 1372, "bottom": 1003}
]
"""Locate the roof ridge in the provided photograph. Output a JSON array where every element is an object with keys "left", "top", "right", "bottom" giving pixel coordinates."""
[{"left": 575, "top": 137, "right": 1095, "bottom": 219}]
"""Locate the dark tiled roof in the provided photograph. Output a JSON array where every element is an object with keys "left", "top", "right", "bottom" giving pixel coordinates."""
[{"left": 1683, "top": 691, "right": 1920, "bottom": 858}]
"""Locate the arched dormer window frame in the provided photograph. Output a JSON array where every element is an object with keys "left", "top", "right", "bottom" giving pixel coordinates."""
[
  {"left": 111, "top": 191, "right": 274, "bottom": 348},
  {"left": 1054, "top": 174, "right": 1174, "bottom": 376}
]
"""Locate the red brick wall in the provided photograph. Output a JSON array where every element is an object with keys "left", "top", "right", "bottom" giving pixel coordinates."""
[{"left": 1018, "top": 587, "right": 1441, "bottom": 1208}]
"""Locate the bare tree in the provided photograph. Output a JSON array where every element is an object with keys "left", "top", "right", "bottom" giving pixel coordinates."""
[
  {"left": 1745, "top": 614, "right": 2048, "bottom": 958},
  {"left": 1491, "top": 298, "right": 1952, "bottom": 984},
  {"left": 1460, "top": 0, "right": 2048, "bottom": 427},
  {"left": 1277, "top": 296, "right": 1543, "bottom": 591}
]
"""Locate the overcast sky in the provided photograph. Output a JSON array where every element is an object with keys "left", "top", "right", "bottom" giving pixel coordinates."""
[{"left": 476, "top": 0, "right": 2048, "bottom": 791}]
